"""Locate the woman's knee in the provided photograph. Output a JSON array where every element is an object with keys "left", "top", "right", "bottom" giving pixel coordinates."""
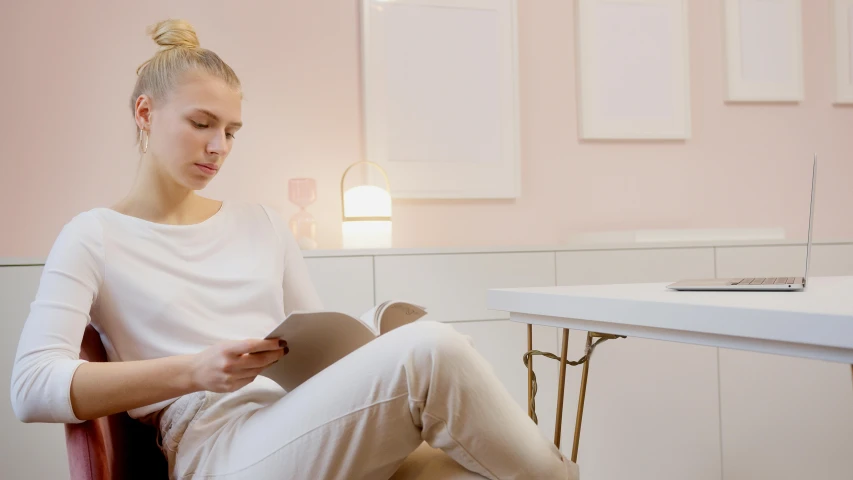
[{"left": 394, "top": 321, "right": 475, "bottom": 358}]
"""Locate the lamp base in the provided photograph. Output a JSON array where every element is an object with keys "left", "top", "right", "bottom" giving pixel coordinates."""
[{"left": 342, "top": 221, "right": 392, "bottom": 249}]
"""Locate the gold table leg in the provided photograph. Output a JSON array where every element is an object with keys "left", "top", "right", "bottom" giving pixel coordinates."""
[
  {"left": 554, "top": 329, "right": 570, "bottom": 448},
  {"left": 571, "top": 332, "right": 594, "bottom": 463},
  {"left": 527, "top": 324, "right": 533, "bottom": 419},
  {"left": 523, "top": 326, "right": 623, "bottom": 461}
]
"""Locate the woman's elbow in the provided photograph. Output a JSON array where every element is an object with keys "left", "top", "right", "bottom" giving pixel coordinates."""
[
  {"left": 9, "top": 358, "right": 85, "bottom": 424},
  {"left": 9, "top": 375, "right": 45, "bottom": 423},
  {"left": 11, "top": 397, "right": 42, "bottom": 424}
]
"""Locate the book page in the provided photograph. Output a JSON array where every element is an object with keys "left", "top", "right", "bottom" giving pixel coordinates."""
[
  {"left": 378, "top": 302, "right": 427, "bottom": 335},
  {"left": 358, "top": 300, "right": 390, "bottom": 331},
  {"left": 262, "top": 312, "right": 376, "bottom": 391}
]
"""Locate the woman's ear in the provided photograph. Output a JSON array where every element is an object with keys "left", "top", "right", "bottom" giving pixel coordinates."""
[{"left": 134, "top": 95, "right": 153, "bottom": 130}]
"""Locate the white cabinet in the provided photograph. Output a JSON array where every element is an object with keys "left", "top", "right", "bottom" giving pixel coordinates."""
[
  {"left": 719, "top": 350, "right": 853, "bottom": 480},
  {"left": 304, "top": 256, "right": 374, "bottom": 317},
  {"left": 450, "top": 321, "right": 562, "bottom": 442},
  {"left": 567, "top": 335, "right": 722, "bottom": 480},
  {"left": 716, "top": 245, "right": 806, "bottom": 278},
  {"left": 556, "top": 247, "right": 715, "bottom": 285},
  {"left": 374, "top": 252, "right": 555, "bottom": 322},
  {"left": 716, "top": 243, "right": 853, "bottom": 279},
  {"left": 0, "top": 266, "right": 70, "bottom": 480},
  {"left": 715, "top": 244, "right": 853, "bottom": 480},
  {"left": 2, "top": 239, "right": 852, "bottom": 480},
  {"left": 811, "top": 244, "right": 853, "bottom": 277},
  {"left": 555, "top": 248, "right": 722, "bottom": 480}
]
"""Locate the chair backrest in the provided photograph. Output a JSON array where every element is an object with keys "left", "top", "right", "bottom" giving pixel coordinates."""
[{"left": 64, "top": 325, "right": 168, "bottom": 480}]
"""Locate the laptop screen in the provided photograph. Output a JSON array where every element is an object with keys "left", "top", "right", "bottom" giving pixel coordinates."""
[{"left": 803, "top": 155, "right": 817, "bottom": 284}]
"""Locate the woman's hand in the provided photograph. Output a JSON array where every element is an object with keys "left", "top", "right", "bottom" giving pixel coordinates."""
[{"left": 189, "top": 338, "right": 288, "bottom": 393}]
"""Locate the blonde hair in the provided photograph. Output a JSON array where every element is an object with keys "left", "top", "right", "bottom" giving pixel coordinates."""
[{"left": 130, "top": 19, "right": 241, "bottom": 142}]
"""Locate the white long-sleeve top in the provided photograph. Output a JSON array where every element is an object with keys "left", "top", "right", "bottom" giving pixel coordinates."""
[{"left": 10, "top": 201, "right": 323, "bottom": 423}]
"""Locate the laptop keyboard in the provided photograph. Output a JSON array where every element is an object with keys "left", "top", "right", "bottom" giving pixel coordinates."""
[{"left": 734, "top": 277, "right": 800, "bottom": 285}]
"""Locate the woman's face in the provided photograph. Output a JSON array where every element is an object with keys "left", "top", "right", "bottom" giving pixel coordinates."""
[{"left": 140, "top": 71, "right": 243, "bottom": 190}]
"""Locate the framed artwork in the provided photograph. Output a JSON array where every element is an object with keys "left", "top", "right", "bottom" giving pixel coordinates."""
[
  {"left": 723, "top": 0, "right": 804, "bottom": 102},
  {"left": 576, "top": 0, "right": 692, "bottom": 140},
  {"left": 833, "top": 0, "right": 853, "bottom": 104},
  {"left": 360, "top": 0, "right": 521, "bottom": 199}
]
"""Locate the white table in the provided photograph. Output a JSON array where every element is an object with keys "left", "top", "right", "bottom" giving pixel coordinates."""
[{"left": 486, "top": 276, "right": 853, "bottom": 461}]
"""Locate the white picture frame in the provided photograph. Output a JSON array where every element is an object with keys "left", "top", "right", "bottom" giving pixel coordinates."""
[
  {"left": 723, "top": 0, "right": 804, "bottom": 102},
  {"left": 833, "top": 0, "right": 853, "bottom": 104},
  {"left": 360, "top": 0, "right": 521, "bottom": 199},
  {"left": 576, "top": 0, "right": 691, "bottom": 140}
]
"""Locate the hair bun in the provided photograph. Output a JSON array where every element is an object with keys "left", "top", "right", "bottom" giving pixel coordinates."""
[{"left": 147, "top": 19, "right": 200, "bottom": 50}]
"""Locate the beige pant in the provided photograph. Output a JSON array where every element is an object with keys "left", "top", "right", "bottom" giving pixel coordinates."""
[{"left": 158, "top": 321, "right": 579, "bottom": 480}]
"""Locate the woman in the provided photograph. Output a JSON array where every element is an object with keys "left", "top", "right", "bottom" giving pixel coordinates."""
[{"left": 10, "top": 19, "right": 579, "bottom": 480}]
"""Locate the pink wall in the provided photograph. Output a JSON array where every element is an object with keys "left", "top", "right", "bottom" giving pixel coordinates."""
[{"left": 2, "top": 0, "right": 851, "bottom": 258}]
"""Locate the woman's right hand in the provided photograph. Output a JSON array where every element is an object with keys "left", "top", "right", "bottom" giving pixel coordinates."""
[{"left": 189, "top": 338, "right": 288, "bottom": 393}]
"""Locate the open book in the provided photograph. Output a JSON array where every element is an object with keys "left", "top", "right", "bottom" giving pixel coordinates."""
[{"left": 260, "top": 300, "right": 427, "bottom": 391}]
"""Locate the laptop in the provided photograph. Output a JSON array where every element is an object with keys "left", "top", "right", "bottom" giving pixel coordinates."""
[{"left": 667, "top": 155, "right": 816, "bottom": 292}]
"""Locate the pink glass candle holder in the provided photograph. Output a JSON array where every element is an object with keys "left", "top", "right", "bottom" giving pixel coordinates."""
[{"left": 288, "top": 178, "right": 317, "bottom": 249}]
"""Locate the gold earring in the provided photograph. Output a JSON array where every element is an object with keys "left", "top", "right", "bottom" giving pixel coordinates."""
[{"left": 139, "top": 129, "right": 149, "bottom": 154}]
